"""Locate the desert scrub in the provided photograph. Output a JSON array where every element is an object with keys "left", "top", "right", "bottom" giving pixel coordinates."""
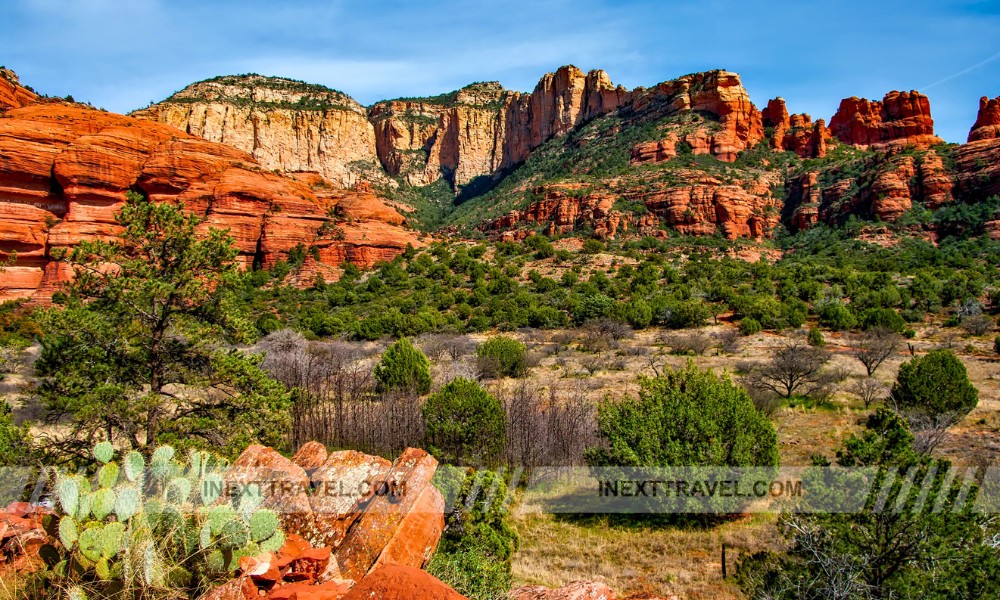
[{"left": 46, "top": 442, "right": 284, "bottom": 599}]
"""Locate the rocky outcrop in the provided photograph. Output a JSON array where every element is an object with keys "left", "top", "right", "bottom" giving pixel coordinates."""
[
  {"left": 630, "top": 71, "right": 764, "bottom": 162},
  {"left": 483, "top": 175, "right": 780, "bottom": 241},
  {"left": 225, "top": 443, "right": 444, "bottom": 582},
  {"left": 502, "top": 66, "right": 630, "bottom": 168},
  {"left": 132, "top": 75, "right": 382, "bottom": 188},
  {"left": 784, "top": 148, "right": 962, "bottom": 228},
  {"left": 341, "top": 564, "right": 468, "bottom": 600},
  {"left": 953, "top": 138, "right": 1000, "bottom": 199},
  {"left": 829, "top": 91, "right": 942, "bottom": 149},
  {"left": 0, "top": 502, "right": 51, "bottom": 573},
  {"left": 969, "top": 96, "right": 1000, "bottom": 142},
  {"left": 761, "top": 98, "right": 828, "bottom": 158},
  {"left": 0, "top": 68, "right": 38, "bottom": 111},
  {"left": 0, "top": 78, "right": 418, "bottom": 302},
  {"left": 482, "top": 184, "right": 648, "bottom": 240},
  {"left": 369, "top": 83, "right": 512, "bottom": 187}
]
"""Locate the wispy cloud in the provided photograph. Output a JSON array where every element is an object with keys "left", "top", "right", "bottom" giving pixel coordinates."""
[{"left": 2, "top": 0, "right": 999, "bottom": 141}]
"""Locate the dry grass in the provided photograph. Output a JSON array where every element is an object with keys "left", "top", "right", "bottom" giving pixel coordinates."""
[
  {"left": 510, "top": 509, "right": 781, "bottom": 599},
  {"left": 502, "top": 323, "right": 1000, "bottom": 598},
  {"left": 4, "top": 322, "right": 998, "bottom": 599}
]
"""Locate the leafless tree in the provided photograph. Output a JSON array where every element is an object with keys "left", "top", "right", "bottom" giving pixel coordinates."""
[
  {"left": 960, "top": 314, "right": 992, "bottom": 336},
  {"left": 664, "top": 332, "right": 713, "bottom": 356},
  {"left": 854, "top": 328, "right": 899, "bottom": 377},
  {"left": 580, "top": 354, "right": 608, "bottom": 375},
  {"left": 580, "top": 319, "right": 632, "bottom": 352},
  {"left": 417, "top": 333, "right": 476, "bottom": 360},
  {"left": 742, "top": 343, "right": 835, "bottom": 399},
  {"left": 851, "top": 377, "right": 888, "bottom": 409},
  {"left": 259, "top": 330, "right": 422, "bottom": 455},
  {"left": 714, "top": 328, "right": 742, "bottom": 355},
  {"left": 497, "top": 380, "right": 597, "bottom": 467}
]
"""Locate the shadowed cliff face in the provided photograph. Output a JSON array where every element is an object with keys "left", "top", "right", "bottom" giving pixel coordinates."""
[{"left": 0, "top": 74, "right": 419, "bottom": 302}]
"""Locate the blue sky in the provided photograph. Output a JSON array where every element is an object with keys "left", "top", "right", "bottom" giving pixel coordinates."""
[{"left": 2, "top": 0, "right": 999, "bottom": 142}]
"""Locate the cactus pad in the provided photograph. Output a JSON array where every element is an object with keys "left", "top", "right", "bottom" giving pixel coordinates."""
[
  {"left": 249, "top": 509, "right": 279, "bottom": 542},
  {"left": 93, "top": 441, "right": 114, "bottom": 464}
]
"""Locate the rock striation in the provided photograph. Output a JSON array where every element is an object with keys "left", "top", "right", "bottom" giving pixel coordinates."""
[
  {"left": 828, "top": 91, "right": 942, "bottom": 149},
  {"left": 369, "top": 82, "right": 512, "bottom": 187},
  {"left": 0, "top": 68, "right": 38, "bottom": 111},
  {"left": 968, "top": 96, "right": 1000, "bottom": 142},
  {"left": 131, "top": 75, "right": 383, "bottom": 188},
  {"left": 0, "top": 74, "right": 418, "bottom": 302},
  {"left": 201, "top": 441, "right": 457, "bottom": 600},
  {"left": 761, "top": 98, "right": 828, "bottom": 158}
]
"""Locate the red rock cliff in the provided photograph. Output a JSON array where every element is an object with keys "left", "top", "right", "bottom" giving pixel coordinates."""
[
  {"left": 0, "top": 68, "right": 38, "bottom": 111},
  {"left": 0, "top": 77, "right": 418, "bottom": 302},
  {"left": 369, "top": 82, "right": 513, "bottom": 187},
  {"left": 630, "top": 70, "right": 765, "bottom": 162},
  {"left": 501, "top": 66, "right": 631, "bottom": 168},
  {"left": 761, "top": 97, "right": 828, "bottom": 158},
  {"left": 829, "top": 91, "right": 942, "bottom": 148},
  {"left": 969, "top": 96, "right": 1000, "bottom": 142}
]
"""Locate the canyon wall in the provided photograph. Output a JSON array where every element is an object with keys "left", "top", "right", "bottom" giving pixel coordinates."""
[
  {"left": 0, "top": 75, "right": 418, "bottom": 302},
  {"left": 131, "top": 75, "right": 383, "bottom": 188}
]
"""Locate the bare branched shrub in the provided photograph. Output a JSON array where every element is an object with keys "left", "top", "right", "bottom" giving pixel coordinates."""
[
  {"left": 961, "top": 314, "right": 993, "bottom": 336},
  {"left": 497, "top": 381, "right": 597, "bottom": 467},
  {"left": 664, "top": 332, "right": 713, "bottom": 356},
  {"left": 742, "top": 343, "right": 835, "bottom": 399},
  {"left": 580, "top": 354, "right": 608, "bottom": 375},
  {"left": 714, "top": 328, "right": 742, "bottom": 355},
  {"left": 550, "top": 330, "right": 578, "bottom": 349},
  {"left": 260, "top": 329, "right": 422, "bottom": 455},
  {"left": 580, "top": 319, "right": 632, "bottom": 352},
  {"left": 851, "top": 377, "right": 888, "bottom": 408},
  {"left": 0, "top": 342, "right": 26, "bottom": 376},
  {"left": 897, "top": 409, "right": 962, "bottom": 454},
  {"left": 622, "top": 345, "right": 650, "bottom": 357},
  {"left": 854, "top": 328, "right": 900, "bottom": 377},
  {"left": 595, "top": 318, "right": 633, "bottom": 341},
  {"left": 417, "top": 333, "right": 476, "bottom": 360},
  {"left": 746, "top": 386, "right": 783, "bottom": 417}
]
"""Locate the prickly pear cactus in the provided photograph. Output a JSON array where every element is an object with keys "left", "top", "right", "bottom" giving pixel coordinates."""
[{"left": 48, "top": 442, "right": 288, "bottom": 596}]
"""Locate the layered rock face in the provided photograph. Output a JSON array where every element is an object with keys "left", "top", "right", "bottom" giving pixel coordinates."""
[
  {"left": 369, "top": 82, "right": 513, "bottom": 187},
  {"left": 483, "top": 175, "right": 781, "bottom": 242},
  {"left": 629, "top": 70, "right": 765, "bottom": 162},
  {"left": 829, "top": 91, "right": 942, "bottom": 148},
  {"left": 502, "top": 66, "right": 631, "bottom": 168},
  {"left": 784, "top": 147, "right": 960, "bottom": 227},
  {"left": 131, "top": 75, "right": 382, "bottom": 188},
  {"left": 761, "top": 97, "right": 829, "bottom": 158},
  {"left": 0, "top": 76, "right": 418, "bottom": 302},
  {"left": 223, "top": 442, "right": 446, "bottom": 590},
  {"left": 0, "top": 68, "right": 38, "bottom": 111},
  {"left": 968, "top": 96, "right": 1000, "bottom": 142}
]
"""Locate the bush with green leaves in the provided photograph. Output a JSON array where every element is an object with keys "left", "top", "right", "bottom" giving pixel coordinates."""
[
  {"left": 739, "top": 318, "right": 762, "bottom": 336},
  {"left": 818, "top": 301, "right": 857, "bottom": 330},
  {"left": 374, "top": 337, "right": 432, "bottom": 394},
  {"left": 0, "top": 401, "right": 31, "bottom": 466},
  {"left": 48, "top": 443, "right": 284, "bottom": 598},
  {"left": 861, "top": 307, "right": 906, "bottom": 333},
  {"left": 891, "top": 349, "right": 978, "bottom": 421},
  {"left": 422, "top": 378, "right": 505, "bottom": 466},
  {"left": 807, "top": 328, "right": 825, "bottom": 347},
  {"left": 586, "top": 363, "right": 779, "bottom": 468},
  {"left": 476, "top": 336, "right": 527, "bottom": 379},
  {"left": 427, "top": 467, "right": 517, "bottom": 600},
  {"left": 737, "top": 407, "right": 1000, "bottom": 599}
]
